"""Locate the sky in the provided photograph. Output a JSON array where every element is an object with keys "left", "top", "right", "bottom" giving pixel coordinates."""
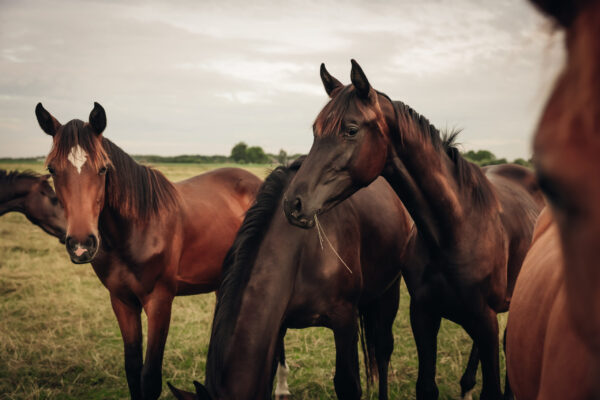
[{"left": 0, "top": 0, "right": 564, "bottom": 160}]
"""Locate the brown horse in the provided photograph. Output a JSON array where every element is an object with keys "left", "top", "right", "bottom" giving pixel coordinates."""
[
  {"left": 34, "top": 102, "right": 262, "bottom": 400},
  {"left": 506, "top": 0, "right": 600, "bottom": 398},
  {"left": 506, "top": 208, "right": 598, "bottom": 399},
  {"left": 168, "top": 157, "right": 413, "bottom": 400},
  {"left": 0, "top": 169, "right": 66, "bottom": 241},
  {"left": 282, "top": 62, "right": 544, "bottom": 400}
]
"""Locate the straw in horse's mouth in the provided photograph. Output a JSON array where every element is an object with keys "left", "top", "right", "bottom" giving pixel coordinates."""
[{"left": 314, "top": 214, "right": 352, "bottom": 274}]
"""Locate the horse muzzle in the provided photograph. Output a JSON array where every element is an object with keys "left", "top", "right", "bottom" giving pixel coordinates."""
[{"left": 65, "top": 234, "right": 99, "bottom": 264}]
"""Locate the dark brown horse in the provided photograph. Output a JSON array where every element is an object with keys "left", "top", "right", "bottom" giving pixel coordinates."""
[
  {"left": 168, "top": 157, "right": 413, "bottom": 400},
  {"left": 282, "top": 62, "right": 544, "bottom": 400},
  {"left": 0, "top": 169, "right": 66, "bottom": 241},
  {"left": 34, "top": 102, "right": 262, "bottom": 400},
  {"left": 506, "top": 0, "right": 600, "bottom": 398}
]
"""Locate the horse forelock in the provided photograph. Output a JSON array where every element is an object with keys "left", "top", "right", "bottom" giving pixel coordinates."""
[
  {"left": 313, "top": 86, "right": 387, "bottom": 138},
  {"left": 45, "top": 120, "right": 110, "bottom": 172}
]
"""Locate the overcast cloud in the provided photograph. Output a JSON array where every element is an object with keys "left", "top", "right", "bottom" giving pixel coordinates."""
[{"left": 0, "top": 0, "right": 563, "bottom": 160}]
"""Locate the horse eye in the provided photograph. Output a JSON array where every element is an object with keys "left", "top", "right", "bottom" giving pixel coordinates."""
[
  {"left": 345, "top": 126, "right": 359, "bottom": 137},
  {"left": 99, "top": 166, "right": 107, "bottom": 175},
  {"left": 47, "top": 166, "right": 56, "bottom": 175}
]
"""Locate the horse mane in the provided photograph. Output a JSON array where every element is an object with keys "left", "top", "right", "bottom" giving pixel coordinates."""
[
  {"left": 102, "top": 138, "right": 179, "bottom": 220},
  {"left": 45, "top": 119, "right": 179, "bottom": 220},
  {"left": 392, "top": 99, "right": 496, "bottom": 208},
  {"left": 205, "top": 156, "right": 305, "bottom": 392},
  {"left": 0, "top": 169, "right": 44, "bottom": 203}
]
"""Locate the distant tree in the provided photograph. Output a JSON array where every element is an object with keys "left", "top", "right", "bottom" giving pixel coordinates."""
[
  {"left": 246, "top": 146, "right": 269, "bottom": 163},
  {"left": 278, "top": 149, "right": 287, "bottom": 165},
  {"left": 513, "top": 158, "right": 531, "bottom": 167},
  {"left": 231, "top": 142, "right": 248, "bottom": 163}
]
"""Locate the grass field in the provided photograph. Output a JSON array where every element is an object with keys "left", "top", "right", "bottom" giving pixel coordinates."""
[{"left": 0, "top": 161, "right": 506, "bottom": 399}]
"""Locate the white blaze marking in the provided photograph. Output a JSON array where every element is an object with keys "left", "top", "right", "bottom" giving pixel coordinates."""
[
  {"left": 275, "top": 361, "right": 291, "bottom": 397},
  {"left": 68, "top": 145, "right": 88, "bottom": 174}
]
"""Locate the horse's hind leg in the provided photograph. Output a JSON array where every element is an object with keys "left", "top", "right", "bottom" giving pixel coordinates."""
[
  {"left": 460, "top": 343, "right": 479, "bottom": 400},
  {"left": 274, "top": 328, "right": 291, "bottom": 400},
  {"left": 410, "top": 297, "right": 442, "bottom": 400},
  {"left": 141, "top": 287, "right": 175, "bottom": 400},
  {"left": 333, "top": 311, "right": 362, "bottom": 400},
  {"left": 111, "top": 294, "right": 143, "bottom": 400}
]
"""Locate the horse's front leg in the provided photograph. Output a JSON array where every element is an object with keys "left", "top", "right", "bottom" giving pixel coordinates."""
[
  {"left": 410, "top": 297, "right": 441, "bottom": 400},
  {"left": 141, "top": 285, "right": 174, "bottom": 400},
  {"left": 332, "top": 311, "right": 361, "bottom": 400},
  {"left": 274, "top": 328, "right": 291, "bottom": 400},
  {"left": 463, "top": 307, "right": 502, "bottom": 400},
  {"left": 111, "top": 294, "right": 143, "bottom": 400},
  {"left": 460, "top": 342, "right": 479, "bottom": 400}
]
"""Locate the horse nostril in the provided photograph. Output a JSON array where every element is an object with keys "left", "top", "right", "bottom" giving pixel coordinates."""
[
  {"left": 85, "top": 234, "right": 98, "bottom": 249},
  {"left": 66, "top": 236, "right": 75, "bottom": 249},
  {"left": 292, "top": 197, "right": 303, "bottom": 215}
]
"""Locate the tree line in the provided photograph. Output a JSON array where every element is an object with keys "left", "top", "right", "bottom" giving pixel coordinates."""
[{"left": 0, "top": 143, "right": 531, "bottom": 167}]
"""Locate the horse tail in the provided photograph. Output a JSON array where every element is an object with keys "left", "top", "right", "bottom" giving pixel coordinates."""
[{"left": 358, "top": 308, "right": 378, "bottom": 390}]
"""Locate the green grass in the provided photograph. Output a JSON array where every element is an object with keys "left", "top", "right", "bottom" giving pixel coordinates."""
[{"left": 0, "top": 162, "right": 507, "bottom": 399}]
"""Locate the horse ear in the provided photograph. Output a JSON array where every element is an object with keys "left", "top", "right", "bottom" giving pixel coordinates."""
[
  {"left": 167, "top": 382, "right": 199, "bottom": 400},
  {"left": 350, "top": 59, "right": 372, "bottom": 100},
  {"left": 194, "top": 381, "right": 212, "bottom": 400},
  {"left": 320, "top": 63, "right": 343, "bottom": 98},
  {"left": 89, "top": 102, "right": 106, "bottom": 135},
  {"left": 35, "top": 103, "right": 61, "bottom": 136}
]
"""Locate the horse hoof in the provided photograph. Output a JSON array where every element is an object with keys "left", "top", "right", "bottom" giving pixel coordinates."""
[{"left": 461, "top": 388, "right": 474, "bottom": 400}]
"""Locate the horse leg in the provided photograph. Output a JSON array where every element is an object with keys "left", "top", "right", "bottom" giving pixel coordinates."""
[
  {"left": 274, "top": 328, "right": 291, "bottom": 400},
  {"left": 410, "top": 298, "right": 441, "bottom": 400},
  {"left": 111, "top": 294, "right": 143, "bottom": 400},
  {"left": 502, "top": 328, "right": 514, "bottom": 400},
  {"left": 371, "top": 279, "right": 400, "bottom": 400},
  {"left": 463, "top": 308, "right": 502, "bottom": 400},
  {"left": 460, "top": 343, "right": 479, "bottom": 400},
  {"left": 141, "top": 288, "right": 174, "bottom": 400},
  {"left": 332, "top": 315, "right": 361, "bottom": 400}
]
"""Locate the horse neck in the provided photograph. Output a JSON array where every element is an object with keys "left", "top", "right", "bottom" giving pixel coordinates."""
[
  {"left": 0, "top": 176, "right": 35, "bottom": 215},
  {"left": 383, "top": 104, "right": 493, "bottom": 248},
  {"left": 207, "top": 216, "right": 300, "bottom": 399}
]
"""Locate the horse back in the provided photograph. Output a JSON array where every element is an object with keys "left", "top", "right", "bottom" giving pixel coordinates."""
[
  {"left": 484, "top": 164, "right": 545, "bottom": 300},
  {"left": 174, "top": 168, "right": 262, "bottom": 293}
]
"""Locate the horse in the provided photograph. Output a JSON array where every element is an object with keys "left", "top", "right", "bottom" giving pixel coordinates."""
[
  {"left": 168, "top": 157, "right": 413, "bottom": 400},
  {"left": 282, "top": 62, "right": 544, "bottom": 400},
  {"left": 34, "top": 102, "right": 263, "bottom": 400},
  {"left": 506, "top": 0, "right": 600, "bottom": 398},
  {"left": 0, "top": 169, "right": 66, "bottom": 241}
]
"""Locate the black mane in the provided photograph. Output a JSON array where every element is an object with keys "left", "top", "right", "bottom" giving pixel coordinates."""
[
  {"left": 205, "top": 156, "right": 305, "bottom": 392},
  {"left": 392, "top": 99, "right": 496, "bottom": 208},
  {"left": 0, "top": 169, "right": 43, "bottom": 203}
]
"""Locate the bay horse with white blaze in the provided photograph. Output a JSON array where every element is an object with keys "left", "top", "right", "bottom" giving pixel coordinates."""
[
  {"left": 506, "top": 0, "right": 600, "bottom": 398},
  {"left": 283, "top": 62, "right": 544, "bottom": 400},
  {"left": 168, "top": 157, "right": 413, "bottom": 400},
  {"left": 35, "top": 102, "right": 262, "bottom": 400},
  {"left": 0, "top": 169, "right": 65, "bottom": 241}
]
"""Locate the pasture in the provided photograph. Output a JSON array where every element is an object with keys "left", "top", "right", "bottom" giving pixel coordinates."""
[{"left": 0, "top": 161, "right": 506, "bottom": 399}]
